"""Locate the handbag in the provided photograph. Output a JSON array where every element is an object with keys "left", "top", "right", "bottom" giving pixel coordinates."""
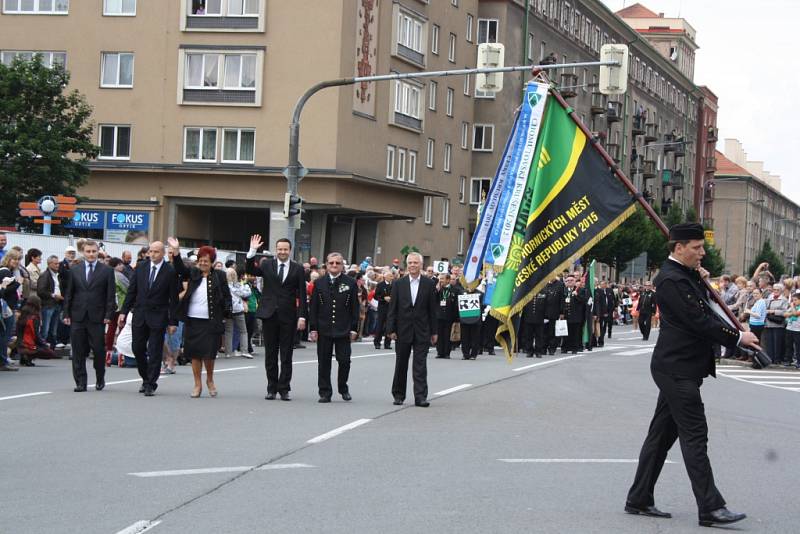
[
  {"left": 450, "top": 322, "right": 461, "bottom": 343},
  {"left": 554, "top": 319, "right": 568, "bottom": 337},
  {"left": 740, "top": 346, "right": 771, "bottom": 369},
  {"left": 765, "top": 314, "right": 786, "bottom": 326}
]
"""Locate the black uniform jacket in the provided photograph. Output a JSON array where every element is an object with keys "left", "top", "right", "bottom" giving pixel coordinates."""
[
  {"left": 173, "top": 254, "right": 232, "bottom": 334},
  {"left": 564, "top": 286, "right": 587, "bottom": 323},
  {"left": 637, "top": 289, "right": 657, "bottom": 316},
  {"left": 651, "top": 258, "right": 740, "bottom": 379},
  {"left": 523, "top": 290, "right": 547, "bottom": 324},
  {"left": 543, "top": 280, "right": 565, "bottom": 320},
  {"left": 309, "top": 274, "right": 360, "bottom": 338}
]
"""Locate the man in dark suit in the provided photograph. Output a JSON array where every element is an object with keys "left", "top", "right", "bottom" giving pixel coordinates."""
[
  {"left": 522, "top": 290, "right": 547, "bottom": 358},
  {"left": 626, "top": 223, "right": 759, "bottom": 527},
  {"left": 308, "top": 252, "right": 359, "bottom": 403},
  {"left": 386, "top": 252, "right": 439, "bottom": 407},
  {"left": 118, "top": 241, "right": 179, "bottom": 396},
  {"left": 637, "top": 280, "right": 657, "bottom": 341},
  {"left": 246, "top": 235, "right": 307, "bottom": 401},
  {"left": 373, "top": 270, "right": 394, "bottom": 349},
  {"left": 542, "top": 277, "right": 565, "bottom": 354},
  {"left": 594, "top": 281, "right": 613, "bottom": 346},
  {"left": 562, "top": 274, "right": 587, "bottom": 354},
  {"left": 63, "top": 240, "right": 116, "bottom": 392}
]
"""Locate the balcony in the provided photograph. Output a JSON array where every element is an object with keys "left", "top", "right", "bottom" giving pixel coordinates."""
[
  {"left": 631, "top": 153, "right": 644, "bottom": 172},
  {"left": 632, "top": 115, "right": 645, "bottom": 136},
  {"left": 706, "top": 156, "right": 717, "bottom": 172},
  {"left": 605, "top": 142, "right": 621, "bottom": 162},
  {"left": 663, "top": 133, "right": 676, "bottom": 152},
  {"left": 559, "top": 73, "right": 578, "bottom": 98},
  {"left": 707, "top": 126, "right": 718, "bottom": 143},
  {"left": 674, "top": 141, "right": 685, "bottom": 158},
  {"left": 606, "top": 101, "right": 622, "bottom": 123},
  {"left": 644, "top": 123, "right": 658, "bottom": 143},
  {"left": 591, "top": 92, "right": 607, "bottom": 115},
  {"left": 642, "top": 159, "right": 656, "bottom": 179}
]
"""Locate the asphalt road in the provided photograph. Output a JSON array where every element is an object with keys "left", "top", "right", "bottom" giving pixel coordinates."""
[{"left": 1, "top": 326, "right": 798, "bottom": 534}]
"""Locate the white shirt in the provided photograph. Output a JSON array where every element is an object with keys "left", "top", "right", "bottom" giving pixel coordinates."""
[
  {"left": 50, "top": 269, "right": 61, "bottom": 297},
  {"left": 409, "top": 275, "right": 420, "bottom": 306},
  {"left": 188, "top": 277, "right": 209, "bottom": 319}
]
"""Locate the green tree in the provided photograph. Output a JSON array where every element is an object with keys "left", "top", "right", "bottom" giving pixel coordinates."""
[
  {"left": 644, "top": 203, "right": 683, "bottom": 272},
  {"left": 0, "top": 56, "right": 98, "bottom": 227},
  {"left": 701, "top": 243, "right": 725, "bottom": 277},
  {"left": 587, "top": 205, "right": 651, "bottom": 280},
  {"left": 748, "top": 240, "right": 784, "bottom": 279}
]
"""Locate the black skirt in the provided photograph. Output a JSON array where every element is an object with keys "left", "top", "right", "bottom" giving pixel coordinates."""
[{"left": 183, "top": 318, "right": 221, "bottom": 360}]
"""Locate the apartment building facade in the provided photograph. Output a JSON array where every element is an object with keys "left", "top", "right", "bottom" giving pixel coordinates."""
[{"left": 0, "top": 0, "right": 479, "bottom": 264}]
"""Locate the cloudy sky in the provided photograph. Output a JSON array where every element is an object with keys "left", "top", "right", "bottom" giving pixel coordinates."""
[{"left": 600, "top": 0, "right": 800, "bottom": 203}]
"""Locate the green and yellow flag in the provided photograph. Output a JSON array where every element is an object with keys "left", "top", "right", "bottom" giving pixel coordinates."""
[{"left": 491, "top": 96, "right": 636, "bottom": 357}]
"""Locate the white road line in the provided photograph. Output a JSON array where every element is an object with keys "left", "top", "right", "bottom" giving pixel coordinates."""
[
  {"left": 307, "top": 418, "right": 372, "bottom": 444},
  {"left": 115, "top": 520, "right": 162, "bottom": 534},
  {"left": 751, "top": 381, "right": 800, "bottom": 385},
  {"left": 718, "top": 374, "right": 800, "bottom": 380},
  {"left": 129, "top": 463, "right": 314, "bottom": 478},
  {"left": 210, "top": 366, "right": 257, "bottom": 373},
  {"left": 613, "top": 348, "right": 655, "bottom": 356},
  {"left": 433, "top": 384, "right": 472, "bottom": 396},
  {"left": 0, "top": 391, "right": 52, "bottom": 401},
  {"left": 719, "top": 370, "right": 800, "bottom": 375},
  {"left": 511, "top": 345, "right": 624, "bottom": 372},
  {"left": 294, "top": 352, "right": 394, "bottom": 365},
  {"left": 498, "top": 458, "right": 677, "bottom": 464}
]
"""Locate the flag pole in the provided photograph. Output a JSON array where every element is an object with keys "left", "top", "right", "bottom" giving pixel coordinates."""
[{"left": 541, "top": 73, "right": 743, "bottom": 330}]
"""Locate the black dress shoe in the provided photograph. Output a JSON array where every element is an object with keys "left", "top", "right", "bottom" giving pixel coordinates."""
[
  {"left": 95, "top": 380, "right": 105, "bottom": 391},
  {"left": 341, "top": 392, "right": 352, "bottom": 401},
  {"left": 73, "top": 385, "right": 87, "bottom": 392},
  {"left": 144, "top": 385, "right": 154, "bottom": 397},
  {"left": 698, "top": 507, "right": 746, "bottom": 527},
  {"left": 393, "top": 398, "right": 403, "bottom": 405},
  {"left": 265, "top": 392, "right": 276, "bottom": 400},
  {"left": 374, "top": 344, "right": 381, "bottom": 350},
  {"left": 384, "top": 344, "right": 391, "bottom": 349},
  {"left": 526, "top": 353, "right": 534, "bottom": 358},
  {"left": 318, "top": 396, "right": 331, "bottom": 403},
  {"left": 415, "top": 400, "right": 430, "bottom": 407},
  {"left": 279, "top": 392, "right": 291, "bottom": 401},
  {"left": 293, "top": 344, "right": 306, "bottom": 349},
  {"left": 535, "top": 353, "right": 542, "bottom": 358},
  {"left": 487, "top": 349, "right": 495, "bottom": 355},
  {"left": 139, "top": 384, "right": 146, "bottom": 393},
  {"left": 624, "top": 503, "right": 672, "bottom": 518}
]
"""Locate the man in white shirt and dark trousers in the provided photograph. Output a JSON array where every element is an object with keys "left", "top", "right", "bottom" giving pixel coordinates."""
[
  {"left": 386, "top": 252, "right": 439, "bottom": 407},
  {"left": 118, "top": 241, "right": 179, "bottom": 397},
  {"left": 245, "top": 235, "right": 307, "bottom": 401}
]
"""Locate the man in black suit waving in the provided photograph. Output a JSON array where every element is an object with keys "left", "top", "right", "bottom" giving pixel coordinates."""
[
  {"left": 118, "top": 241, "right": 179, "bottom": 397},
  {"left": 308, "top": 252, "right": 359, "bottom": 403},
  {"left": 63, "top": 240, "right": 116, "bottom": 392},
  {"left": 246, "top": 235, "right": 307, "bottom": 400},
  {"left": 386, "top": 252, "right": 439, "bottom": 407}
]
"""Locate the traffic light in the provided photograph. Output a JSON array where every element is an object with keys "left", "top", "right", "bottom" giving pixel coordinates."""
[{"left": 283, "top": 192, "right": 303, "bottom": 219}]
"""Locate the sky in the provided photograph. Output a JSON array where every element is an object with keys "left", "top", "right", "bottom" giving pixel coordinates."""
[{"left": 600, "top": 0, "right": 800, "bottom": 203}]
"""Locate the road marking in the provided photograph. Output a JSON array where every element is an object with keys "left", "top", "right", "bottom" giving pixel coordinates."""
[
  {"left": 0, "top": 391, "right": 52, "bottom": 401},
  {"left": 115, "top": 520, "right": 162, "bottom": 534},
  {"left": 307, "top": 418, "right": 372, "bottom": 444},
  {"left": 752, "top": 381, "right": 800, "bottom": 385},
  {"left": 294, "top": 352, "right": 394, "bottom": 365},
  {"left": 210, "top": 366, "right": 257, "bottom": 373},
  {"left": 498, "top": 458, "right": 677, "bottom": 464},
  {"left": 129, "top": 463, "right": 314, "bottom": 478},
  {"left": 511, "top": 345, "right": 624, "bottom": 372},
  {"left": 718, "top": 374, "right": 800, "bottom": 379},
  {"left": 612, "top": 347, "right": 656, "bottom": 356},
  {"left": 433, "top": 384, "right": 472, "bottom": 396},
  {"left": 719, "top": 370, "right": 800, "bottom": 375}
]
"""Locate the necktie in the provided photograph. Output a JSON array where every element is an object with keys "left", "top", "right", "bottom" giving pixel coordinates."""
[
  {"left": 149, "top": 265, "right": 157, "bottom": 288},
  {"left": 278, "top": 262, "right": 285, "bottom": 283},
  {"left": 87, "top": 262, "right": 94, "bottom": 283}
]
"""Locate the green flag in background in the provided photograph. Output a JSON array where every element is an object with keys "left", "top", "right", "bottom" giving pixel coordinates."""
[{"left": 492, "top": 97, "right": 636, "bottom": 358}]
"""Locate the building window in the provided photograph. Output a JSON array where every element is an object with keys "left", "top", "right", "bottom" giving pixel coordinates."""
[
  {"left": 397, "top": 148, "right": 407, "bottom": 181},
  {"left": 222, "top": 128, "right": 255, "bottom": 163},
  {"left": 527, "top": 33, "right": 535, "bottom": 62},
  {"left": 397, "top": 9, "right": 425, "bottom": 58},
  {"left": 1, "top": 50, "right": 66, "bottom": 68},
  {"left": 448, "top": 33, "right": 456, "bottom": 62},
  {"left": 472, "top": 124, "right": 494, "bottom": 151},
  {"left": 98, "top": 125, "right": 131, "bottom": 160},
  {"left": 446, "top": 87, "right": 454, "bottom": 116},
  {"left": 386, "top": 145, "right": 395, "bottom": 179},
  {"left": 458, "top": 176, "right": 466, "bottom": 203},
  {"left": 463, "top": 73, "right": 470, "bottom": 96},
  {"left": 470, "top": 177, "right": 491, "bottom": 205},
  {"left": 474, "top": 87, "right": 495, "bottom": 99},
  {"left": 103, "top": 0, "right": 135, "bottom": 15},
  {"left": 428, "top": 80, "right": 437, "bottom": 111},
  {"left": 442, "top": 198, "right": 450, "bottom": 227},
  {"left": 185, "top": 53, "right": 256, "bottom": 90},
  {"left": 461, "top": 122, "right": 469, "bottom": 149},
  {"left": 444, "top": 143, "right": 452, "bottom": 173},
  {"left": 466, "top": 14, "right": 473, "bottom": 42},
  {"left": 184, "top": 127, "right": 217, "bottom": 162},
  {"left": 540, "top": 41, "right": 546, "bottom": 62},
  {"left": 408, "top": 150, "right": 417, "bottom": 183},
  {"left": 477, "top": 18, "right": 498, "bottom": 44},
  {"left": 101, "top": 52, "right": 134, "bottom": 88},
  {"left": 582, "top": 68, "right": 587, "bottom": 92},
  {"left": 226, "top": 0, "right": 259, "bottom": 16},
  {"left": 424, "top": 196, "right": 433, "bottom": 225},
  {"left": 2, "top": 0, "right": 68, "bottom": 14},
  {"left": 451, "top": 0, "right": 458, "bottom": 6},
  {"left": 394, "top": 80, "right": 422, "bottom": 119},
  {"left": 458, "top": 228, "right": 465, "bottom": 254},
  {"left": 431, "top": 24, "right": 440, "bottom": 55},
  {"left": 426, "top": 138, "right": 434, "bottom": 168},
  {"left": 188, "top": 0, "right": 258, "bottom": 16}
]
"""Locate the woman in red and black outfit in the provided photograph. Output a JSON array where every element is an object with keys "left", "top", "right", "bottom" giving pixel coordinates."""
[
  {"left": 168, "top": 238, "right": 232, "bottom": 398},
  {"left": 15, "top": 295, "right": 56, "bottom": 366}
]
